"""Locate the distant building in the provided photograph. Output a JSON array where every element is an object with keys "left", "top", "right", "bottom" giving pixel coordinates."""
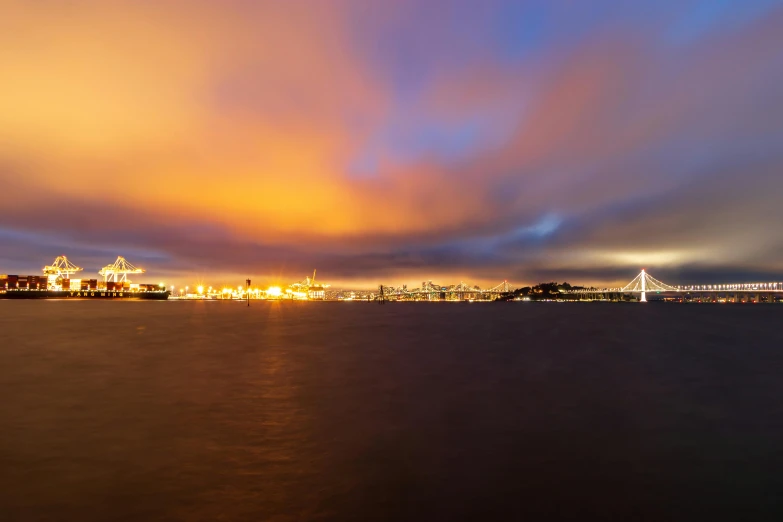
[{"left": 308, "top": 285, "right": 325, "bottom": 300}]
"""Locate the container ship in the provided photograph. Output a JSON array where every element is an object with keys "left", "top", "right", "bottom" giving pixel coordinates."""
[{"left": 0, "top": 256, "right": 169, "bottom": 300}]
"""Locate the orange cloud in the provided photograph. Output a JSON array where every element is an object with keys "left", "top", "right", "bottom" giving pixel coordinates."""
[{"left": 2, "top": 1, "right": 783, "bottom": 287}]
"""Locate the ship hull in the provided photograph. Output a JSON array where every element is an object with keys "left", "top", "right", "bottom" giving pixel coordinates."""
[{"left": 0, "top": 290, "right": 170, "bottom": 300}]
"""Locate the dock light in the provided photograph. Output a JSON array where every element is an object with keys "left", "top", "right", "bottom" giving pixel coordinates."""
[
  {"left": 197, "top": 286, "right": 204, "bottom": 294},
  {"left": 159, "top": 282, "right": 165, "bottom": 288},
  {"left": 267, "top": 286, "right": 282, "bottom": 297}
]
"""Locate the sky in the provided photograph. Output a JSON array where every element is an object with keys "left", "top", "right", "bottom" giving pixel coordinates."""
[{"left": 1, "top": 0, "right": 782, "bottom": 289}]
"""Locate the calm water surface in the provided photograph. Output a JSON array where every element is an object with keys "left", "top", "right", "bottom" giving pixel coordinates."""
[{"left": 1, "top": 301, "right": 782, "bottom": 521}]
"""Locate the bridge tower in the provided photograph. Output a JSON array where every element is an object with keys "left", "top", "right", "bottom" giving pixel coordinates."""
[{"left": 618, "top": 269, "right": 677, "bottom": 302}]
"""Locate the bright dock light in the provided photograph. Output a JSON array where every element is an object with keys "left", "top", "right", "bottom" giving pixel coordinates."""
[{"left": 267, "top": 286, "right": 282, "bottom": 297}]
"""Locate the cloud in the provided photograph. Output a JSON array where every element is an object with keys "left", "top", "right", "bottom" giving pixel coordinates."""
[{"left": 1, "top": 1, "right": 782, "bottom": 287}]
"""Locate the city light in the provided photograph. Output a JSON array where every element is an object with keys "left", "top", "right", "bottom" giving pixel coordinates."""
[
  {"left": 197, "top": 286, "right": 204, "bottom": 294},
  {"left": 267, "top": 286, "right": 282, "bottom": 297}
]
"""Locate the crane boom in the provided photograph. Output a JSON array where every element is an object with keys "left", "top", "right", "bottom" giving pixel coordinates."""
[
  {"left": 99, "top": 256, "right": 145, "bottom": 283},
  {"left": 43, "top": 256, "right": 83, "bottom": 278}
]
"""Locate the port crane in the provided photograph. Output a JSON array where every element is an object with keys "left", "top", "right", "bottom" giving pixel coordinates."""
[
  {"left": 99, "top": 256, "right": 145, "bottom": 283},
  {"left": 287, "top": 270, "right": 330, "bottom": 296},
  {"left": 43, "top": 256, "right": 83, "bottom": 279}
]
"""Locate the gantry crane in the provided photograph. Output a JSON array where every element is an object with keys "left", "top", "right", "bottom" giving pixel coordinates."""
[
  {"left": 99, "top": 256, "right": 145, "bottom": 283},
  {"left": 43, "top": 256, "right": 83, "bottom": 279}
]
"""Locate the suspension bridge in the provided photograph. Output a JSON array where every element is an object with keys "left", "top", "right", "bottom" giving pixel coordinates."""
[
  {"left": 371, "top": 270, "right": 782, "bottom": 303},
  {"left": 567, "top": 269, "right": 783, "bottom": 303}
]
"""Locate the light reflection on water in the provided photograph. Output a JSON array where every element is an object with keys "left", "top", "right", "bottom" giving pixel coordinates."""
[{"left": 1, "top": 301, "right": 782, "bottom": 521}]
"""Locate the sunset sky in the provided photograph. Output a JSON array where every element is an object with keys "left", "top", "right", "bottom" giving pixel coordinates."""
[{"left": 1, "top": 0, "right": 782, "bottom": 288}]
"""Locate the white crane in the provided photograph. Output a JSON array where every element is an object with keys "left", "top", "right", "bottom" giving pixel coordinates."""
[
  {"left": 99, "top": 256, "right": 145, "bottom": 283},
  {"left": 43, "top": 256, "right": 83, "bottom": 279}
]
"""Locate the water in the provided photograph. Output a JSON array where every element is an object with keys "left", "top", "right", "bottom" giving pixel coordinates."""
[{"left": 1, "top": 301, "right": 781, "bottom": 521}]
